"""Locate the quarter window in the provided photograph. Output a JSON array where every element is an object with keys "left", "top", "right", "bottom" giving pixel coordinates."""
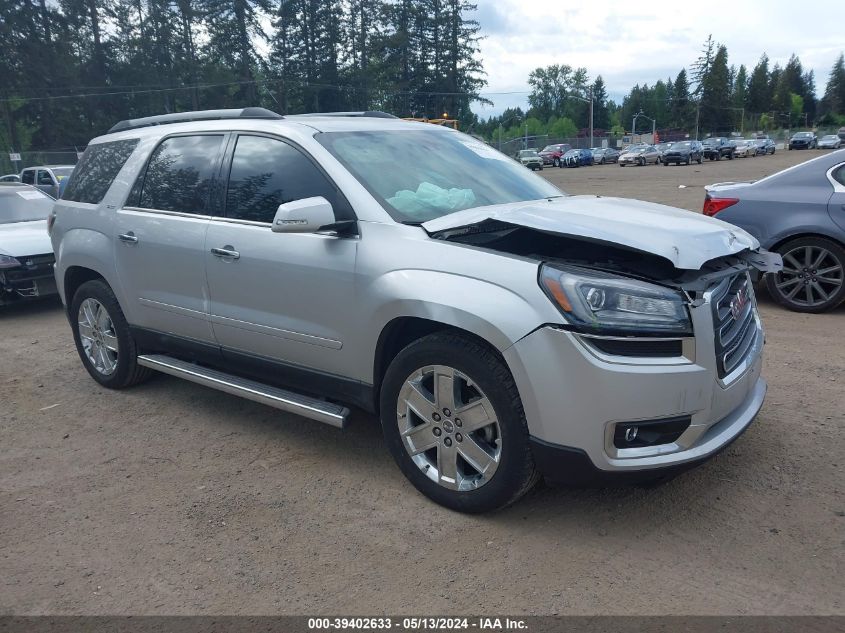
[
  {"left": 833, "top": 165, "right": 845, "bottom": 187},
  {"left": 138, "top": 135, "right": 223, "bottom": 214},
  {"left": 63, "top": 138, "right": 139, "bottom": 204},
  {"left": 224, "top": 135, "right": 349, "bottom": 223}
]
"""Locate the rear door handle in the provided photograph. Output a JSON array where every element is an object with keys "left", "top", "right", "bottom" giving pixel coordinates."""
[
  {"left": 118, "top": 232, "right": 138, "bottom": 244},
  {"left": 211, "top": 246, "right": 240, "bottom": 260}
]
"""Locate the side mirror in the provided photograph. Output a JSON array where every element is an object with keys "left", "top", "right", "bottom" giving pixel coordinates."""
[{"left": 271, "top": 196, "right": 336, "bottom": 233}]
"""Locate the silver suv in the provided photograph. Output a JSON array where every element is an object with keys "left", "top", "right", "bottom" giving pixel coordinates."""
[{"left": 50, "top": 108, "right": 779, "bottom": 512}]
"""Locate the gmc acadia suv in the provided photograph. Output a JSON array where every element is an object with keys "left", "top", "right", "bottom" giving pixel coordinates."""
[{"left": 50, "top": 108, "right": 779, "bottom": 512}]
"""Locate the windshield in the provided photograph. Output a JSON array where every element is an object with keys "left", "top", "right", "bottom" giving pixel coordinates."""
[
  {"left": 670, "top": 142, "right": 692, "bottom": 149},
  {"left": 51, "top": 167, "right": 74, "bottom": 180},
  {"left": 317, "top": 130, "right": 562, "bottom": 223},
  {"left": 822, "top": 135, "right": 837, "bottom": 140},
  {"left": 519, "top": 150, "right": 538, "bottom": 157},
  {"left": 795, "top": 133, "right": 812, "bottom": 138},
  {"left": 0, "top": 189, "right": 54, "bottom": 224}
]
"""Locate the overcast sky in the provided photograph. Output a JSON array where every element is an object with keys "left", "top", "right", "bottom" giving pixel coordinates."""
[{"left": 471, "top": 0, "right": 843, "bottom": 118}]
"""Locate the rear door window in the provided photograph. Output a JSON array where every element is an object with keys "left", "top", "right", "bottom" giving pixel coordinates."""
[
  {"left": 21, "top": 170, "right": 34, "bottom": 185},
  {"left": 137, "top": 135, "right": 224, "bottom": 214},
  {"left": 63, "top": 138, "right": 139, "bottom": 204}
]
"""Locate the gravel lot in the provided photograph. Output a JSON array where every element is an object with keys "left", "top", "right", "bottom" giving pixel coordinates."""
[{"left": 1, "top": 149, "right": 843, "bottom": 616}]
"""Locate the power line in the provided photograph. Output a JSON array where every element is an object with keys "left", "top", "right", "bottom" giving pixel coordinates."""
[{"left": 0, "top": 77, "right": 531, "bottom": 104}]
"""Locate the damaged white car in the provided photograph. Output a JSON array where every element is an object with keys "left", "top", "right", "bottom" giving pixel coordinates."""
[
  {"left": 0, "top": 183, "right": 58, "bottom": 305},
  {"left": 50, "top": 110, "right": 780, "bottom": 512}
]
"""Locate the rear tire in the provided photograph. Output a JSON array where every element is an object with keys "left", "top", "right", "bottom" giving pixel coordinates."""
[
  {"left": 70, "top": 280, "right": 152, "bottom": 389},
  {"left": 765, "top": 237, "right": 845, "bottom": 313},
  {"left": 379, "top": 333, "right": 539, "bottom": 513}
]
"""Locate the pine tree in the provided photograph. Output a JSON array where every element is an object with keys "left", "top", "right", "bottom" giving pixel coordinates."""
[
  {"left": 691, "top": 34, "right": 715, "bottom": 94},
  {"left": 819, "top": 53, "right": 845, "bottom": 122},
  {"left": 699, "top": 45, "right": 732, "bottom": 134},
  {"left": 671, "top": 69, "right": 692, "bottom": 130},
  {"left": 746, "top": 54, "right": 771, "bottom": 116},
  {"left": 591, "top": 76, "right": 610, "bottom": 130},
  {"left": 732, "top": 64, "right": 748, "bottom": 132}
]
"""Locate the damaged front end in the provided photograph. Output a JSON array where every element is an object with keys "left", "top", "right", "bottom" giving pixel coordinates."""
[
  {"left": 0, "top": 254, "right": 58, "bottom": 304},
  {"left": 426, "top": 204, "right": 779, "bottom": 366}
]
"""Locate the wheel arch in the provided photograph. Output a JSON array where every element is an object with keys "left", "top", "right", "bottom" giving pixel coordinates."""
[
  {"left": 64, "top": 266, "right": 107, "bottom": 310},
  {"left": 372, "top": 317, "right": 510, "bottom": 409},
  {"left": 767, "top": 231, "right": 845, "bottom": 253}
]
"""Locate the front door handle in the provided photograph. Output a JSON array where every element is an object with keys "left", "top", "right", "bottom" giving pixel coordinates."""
[
  {"left": 211, "top": 246, "right": 240, "bottom": 260},
  {"left": 118, "top": 232, "right": 138, "bottom": 244}
]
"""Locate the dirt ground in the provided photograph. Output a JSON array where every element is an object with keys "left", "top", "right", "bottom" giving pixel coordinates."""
[{"left": 1, "top": 149, "right": 843, "bottom": 616}]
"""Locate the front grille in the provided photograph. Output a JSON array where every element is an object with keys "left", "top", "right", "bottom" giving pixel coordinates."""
[
  {"left": 2, "top": 254, "right": 55, "bottom": 284},
  {"left": 711, "top": 273, "right": 758, "bottom": 378}
]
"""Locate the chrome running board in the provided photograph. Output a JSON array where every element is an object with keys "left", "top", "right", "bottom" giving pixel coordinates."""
[{"left": 137, "top": 354, "right": 350, "bottom": 428}]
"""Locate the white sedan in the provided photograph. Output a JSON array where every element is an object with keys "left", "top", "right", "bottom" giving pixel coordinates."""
[{"left": 0, "top": 183, "right": 58, "bottom": 305}]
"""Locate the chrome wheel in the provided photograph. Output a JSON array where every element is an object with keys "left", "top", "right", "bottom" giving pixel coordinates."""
[
  {"left": 78, "top": 298, "right": 119, "bottom": 375},
  {"left": 397, "top": 365, "right": 501, "bottom": 491},
  {"left": 776, "top": 245, "right": 844, "bottom": 308}
]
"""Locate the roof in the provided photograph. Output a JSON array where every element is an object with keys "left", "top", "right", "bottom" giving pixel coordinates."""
[{"left": 89, "top": 111, "right": 450, "bottom": 145}]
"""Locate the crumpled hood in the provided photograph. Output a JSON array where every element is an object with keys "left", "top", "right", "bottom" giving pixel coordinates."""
[
  {"left": 423, "top": 195, "right": 763, "bottom": 270},
  {"left": 0, "top": 220, "right": 52, "bottom": 258}
]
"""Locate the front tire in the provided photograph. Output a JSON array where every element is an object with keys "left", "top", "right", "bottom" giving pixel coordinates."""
[
  {"left": 379, "top": 333, "right": 538, "bottom": 513},
  {"left": 70, "top": 279, "right": 152, "bottom": 388},
  {"left": 766, "top": 237, "right": 845, "bottom": 313}
]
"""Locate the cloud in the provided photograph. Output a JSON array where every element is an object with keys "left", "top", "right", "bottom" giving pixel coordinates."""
[{"left": 471, "top": 0, "right": 843, "bottom": 118}]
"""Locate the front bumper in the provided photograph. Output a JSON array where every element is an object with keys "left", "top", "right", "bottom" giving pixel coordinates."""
[
  {"left": 503, "top": 282, "right": 766, "bottom": 483},
  {"left": 0, "top": 254, "right": 58, "bottom": 304}
]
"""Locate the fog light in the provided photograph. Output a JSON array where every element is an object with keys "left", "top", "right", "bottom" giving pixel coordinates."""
[{"left": 613, "top": 416, "right": 691, "bottom": 449}]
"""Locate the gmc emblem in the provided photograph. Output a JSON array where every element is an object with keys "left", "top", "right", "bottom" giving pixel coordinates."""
[{"left": 730, "top": 286, "right": 749, "bottom": 320}]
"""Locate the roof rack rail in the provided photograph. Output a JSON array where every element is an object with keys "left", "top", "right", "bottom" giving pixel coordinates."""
[
  {"left": 288, "top": 111, "right": 397, "bottom": 119},
  {"left": 108, "top": 107, "right": 283, "bottom": 133}
]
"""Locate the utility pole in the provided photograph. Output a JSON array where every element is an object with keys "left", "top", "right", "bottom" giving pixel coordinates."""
[
  {"left": 524, "top": 121, "right": 528, "bottom": 149},
  {"left": 589, "top": 86, "right": 594, "bottom": 148},
  {"left": 632, "top": 115, "right": 637, "bottom": 139},
  {"left": 694, "top": 101, "right": 701, "bottom": 140}
]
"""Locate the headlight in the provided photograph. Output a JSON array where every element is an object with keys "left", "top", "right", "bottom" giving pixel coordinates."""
[
  {"left": 539, "top": 264, "right": 692, "bottom": 335},
  {"left": 0, "top": 255, "right": 21, "bottom": 269}
]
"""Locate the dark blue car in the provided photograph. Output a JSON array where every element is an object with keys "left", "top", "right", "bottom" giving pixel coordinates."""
[{"left": 560, "top": 148, "right": 594, "bottom": 168}]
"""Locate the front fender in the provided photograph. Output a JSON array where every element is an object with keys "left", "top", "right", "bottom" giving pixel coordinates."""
[{"left": 367, "top": 269, "right": 559, "bottom": 353}]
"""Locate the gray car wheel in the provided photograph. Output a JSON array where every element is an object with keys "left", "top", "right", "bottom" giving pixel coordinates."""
[
  {"left": 70, "top": 279, "right": 152, "bottom": 388},
  {"left": 379, "top": 333, "right": 538, "bottom": 513},
  {"left": 766, "top": 237, "right": 845, "bottom": 313}
]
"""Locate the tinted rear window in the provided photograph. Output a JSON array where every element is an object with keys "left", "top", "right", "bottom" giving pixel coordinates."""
[
  {"left": 138, "top": 135, "right": 223, "bottom": 214},
  {"left": 63, "top": 139, "right": 139, "bottom": 204}
]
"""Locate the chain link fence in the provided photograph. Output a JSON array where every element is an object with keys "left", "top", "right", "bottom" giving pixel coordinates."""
[{"left": 1, "top": 150, "right": 82, "bottom": 177}]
